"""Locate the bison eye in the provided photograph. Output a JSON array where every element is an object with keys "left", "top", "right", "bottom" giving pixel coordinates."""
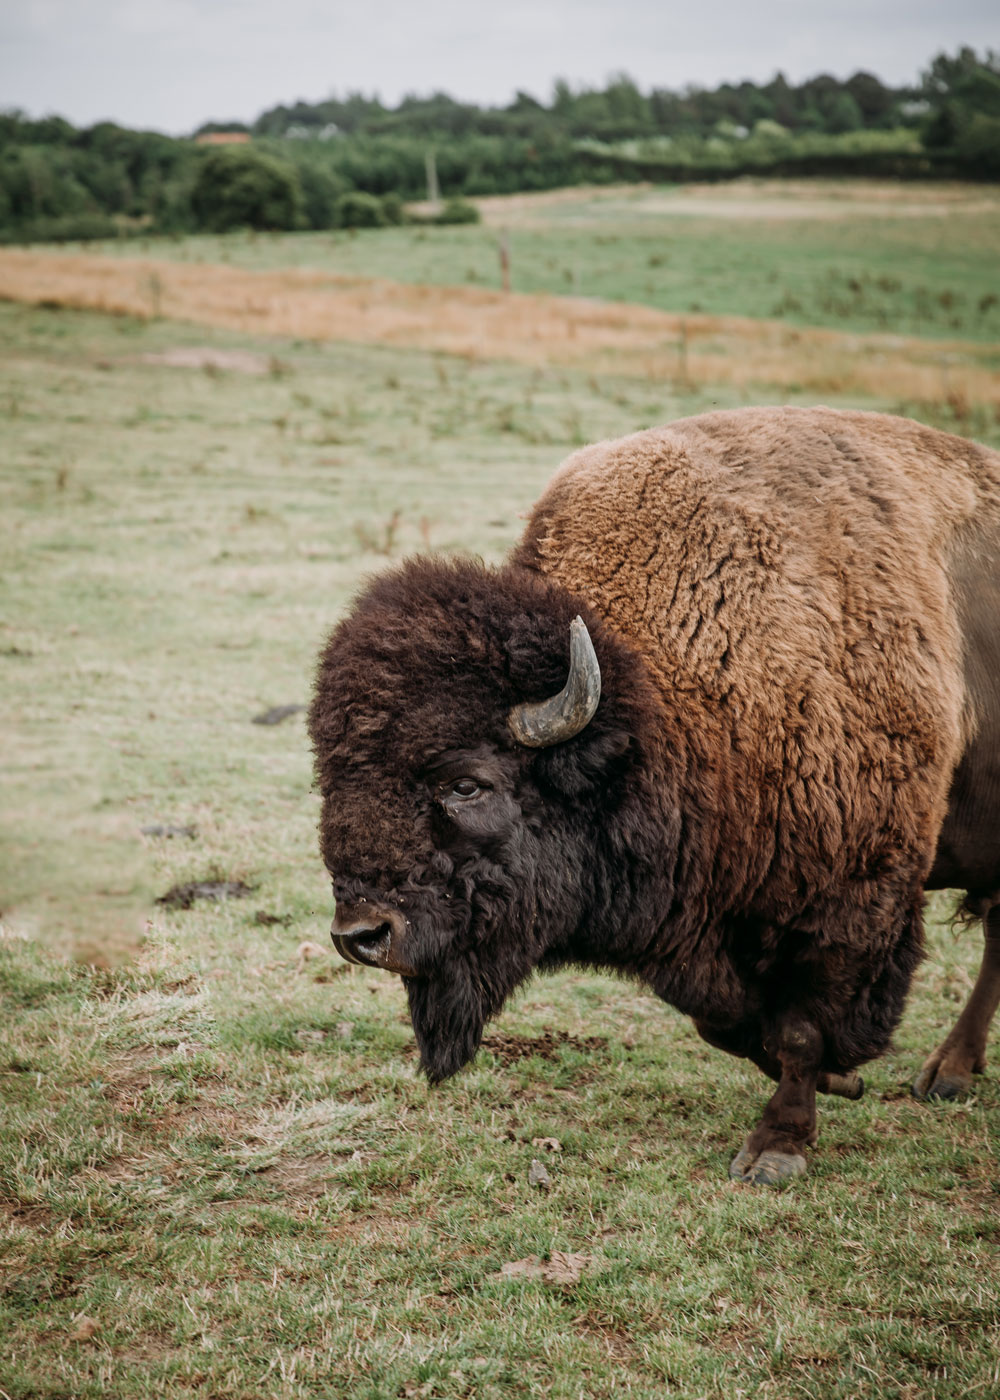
[{"left": 449, "top": 778, "right": 481, "bottom": 798}]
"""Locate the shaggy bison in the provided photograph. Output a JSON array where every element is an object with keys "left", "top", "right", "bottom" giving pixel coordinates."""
[{"left": 309, "top": 407, "right": 1000, "bottom": 1184}]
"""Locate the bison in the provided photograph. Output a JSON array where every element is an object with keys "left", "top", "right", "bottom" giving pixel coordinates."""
[{"left": 309, "top": 406, "right": 1000, "bottom": 1184}]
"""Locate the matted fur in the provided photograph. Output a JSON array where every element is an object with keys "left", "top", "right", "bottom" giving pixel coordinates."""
[{"left": 310, "top": 407, "right": 1000, "bottom": 1094}]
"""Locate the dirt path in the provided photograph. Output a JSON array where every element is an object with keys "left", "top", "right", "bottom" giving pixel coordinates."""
[{"left": 1, "top": 247, "right": 996, "bottom": 404}]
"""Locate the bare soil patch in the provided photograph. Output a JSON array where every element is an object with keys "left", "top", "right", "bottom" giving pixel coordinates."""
[
  {"left": 132, "top": 347, "right": 272, "bottom": 373},
  {"left": 254, "top": 1153, "right": 337, "bottom": 1200},
  {"left": 481, "top": 1030, "right": 609, "bottom": 1065},
  {"left": 156, "top": 880, "right": 254, "bottom": 909},
  {"left": 0, "top": 1199, "right": 56, "bottom": 1227},
  {"left": 1, "top": 249, "right": 996, "bottom": 403}
]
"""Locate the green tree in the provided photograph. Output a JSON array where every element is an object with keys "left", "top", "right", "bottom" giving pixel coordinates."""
[
  {"left": 190, "top": 146, "right": 303, "bottom": 231},
  {"left": 921, "top": 47, "right": 1000, "bottom": 156},
  {"left": 826, "top": 91, "right": 863, "bottom": 133}
]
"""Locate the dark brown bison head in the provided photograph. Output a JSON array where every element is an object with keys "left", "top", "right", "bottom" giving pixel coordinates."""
[{"left": 309, "top": 557, "right": 662, "bottom": 1081}]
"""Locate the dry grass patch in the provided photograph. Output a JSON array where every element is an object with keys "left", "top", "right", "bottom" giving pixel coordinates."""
[
  {"left": 438, "top": 179, "right": 1000, "bottom": 227},
  {"left": 2, "top": 248, "right": 998, "bottom": 406}
]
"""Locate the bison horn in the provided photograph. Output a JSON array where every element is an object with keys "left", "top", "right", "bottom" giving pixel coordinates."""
[{"left": 507, "top": 616, "right": 601, "bottom": 748}]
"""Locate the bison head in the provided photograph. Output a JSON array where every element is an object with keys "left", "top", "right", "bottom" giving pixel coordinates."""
[{"left": 309, "top": 557, "right": 657, "bottom": 1081}]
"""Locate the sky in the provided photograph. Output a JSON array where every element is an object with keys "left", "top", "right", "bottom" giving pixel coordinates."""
[{"left": 1, "top": 0, "right": 998, "bottom": 135}]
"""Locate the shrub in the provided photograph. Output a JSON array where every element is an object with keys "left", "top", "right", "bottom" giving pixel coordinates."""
[
  {"left": 296, "top": 161, "right": 348, "bottom": 228},
  {"left": 334, "top": 190, "right": 387, "bottom": 227},
  {"left": 380, "top": 191, "right": 406, "bottom": 225},
  {"left": 436, "top": 196, "right": 480, "bottom": 225},
  {"left": 0, "top": 212, "right": 122, "bottom": 244},
  {"left": 190, "top": 146, "right": 303, "bottom": 232}
]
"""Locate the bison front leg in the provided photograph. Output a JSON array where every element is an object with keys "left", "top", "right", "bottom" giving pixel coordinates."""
[
  {"left": 728, "top": 1015, "right": 823, "bottom": 1186},
  {"left": 693, "top": 1020, "right": 864, "bottom": 1099}
]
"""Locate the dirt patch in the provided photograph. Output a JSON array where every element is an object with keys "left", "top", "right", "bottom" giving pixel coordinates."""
[
  {"left": 254, "top": 1154, "right": 337, "bottom": 1200},
  {"left": 574, "top": 1316, "right": 636, "bottom": 1360},
  {"left": 156, "top": 880, "right": 254, "bottom": 910},
  {"left": 97, "top": 1045, "right": 163, "bottom": 1110},
  {"left": 322, "top": 1214, "right": 413, "bottom": 1247},
  {"left": 251, "top": 703, "right": 305, "bottom": 726},
  {"left": 1, "top": 249, "right": 997, "bottom": 404},
  {"left": 480, "top": 1031, "right": 608, "bottom": 1066},
  {"left": 133, "top": 347, "right": 272, "bottom": 373},
  {"left": 0, "top": 1199, "right": 56, "bottom": 1227}
]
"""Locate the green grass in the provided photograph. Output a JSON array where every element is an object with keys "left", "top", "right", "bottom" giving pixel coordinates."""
[
  {"left": 2, "top": 195, "right": 1000, "bottom": 1397},
  {"left": 2, "top": 905, "right": 999, "bottom": 1398},
  {"left": 0, "top": 298, "right": 736, "bottom": 964},
  {"left": 82, "top": 182, "right": 1000, "bottom": 343}
]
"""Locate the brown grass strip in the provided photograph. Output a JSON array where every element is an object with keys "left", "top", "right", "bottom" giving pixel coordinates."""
[{"left": 1, "top": 247, "right": 997, "bottom": 404}]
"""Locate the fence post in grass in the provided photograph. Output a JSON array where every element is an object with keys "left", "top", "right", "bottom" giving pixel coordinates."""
[
  {"left": 499, "top": 230, "right": 511, "bottom": 293},
  {"left": 425, "top": 150, "right": 440, "bottom": 208}
]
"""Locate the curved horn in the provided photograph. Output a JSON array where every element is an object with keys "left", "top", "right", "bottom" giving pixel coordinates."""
[{"left": 507, "top": 616, "right": 601, "bottom": 748}]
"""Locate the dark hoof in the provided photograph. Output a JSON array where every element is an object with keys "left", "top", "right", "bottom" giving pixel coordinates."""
[
  {"left": 912, "top": 1069, "right": 971, "bottom": 1101},
  {"left": 820, "top": 1071, "right": 864, "bottom": 1100},
  {"left": 729, "top": 1142, "right": 807, "bottom": 1187}
]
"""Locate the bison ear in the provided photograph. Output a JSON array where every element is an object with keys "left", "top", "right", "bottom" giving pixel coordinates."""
[{"left": 536, "top": 726, "right": 632, "bottom": 798}]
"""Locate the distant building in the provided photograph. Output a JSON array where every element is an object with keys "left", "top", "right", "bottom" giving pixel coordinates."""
[{"left": 195, "top": 132, "right": 251, "bottom": 145}]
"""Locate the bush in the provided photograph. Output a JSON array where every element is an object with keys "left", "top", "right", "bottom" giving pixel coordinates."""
[
  {"left": 296, "top": 161, "right": 349, "bottom": 228},
  {"left": 380, "top": 191, "right": 406, "bottom": 225},
  {"left": 0, "top": 212, "right": 123, "bottom": 244},
  {"left": 190, "top": 146, "right": 303, "bottom": 232},
  {"left": 334, "top": 190, "right": 387, "bottom": 227},
  {"left": 436, "top": 196, "right": 480, "bottom": 225}
]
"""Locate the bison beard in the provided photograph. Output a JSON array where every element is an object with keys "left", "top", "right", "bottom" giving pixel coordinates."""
[
  {"left": 407, "top": 864, "right": 550, "bottom": 1084},
  {"left": 310, "top": 407, "right": 1000, "bottom": 1186},
  {"left": 407, "top": 956, "right": 515, "bottom": 1083}
]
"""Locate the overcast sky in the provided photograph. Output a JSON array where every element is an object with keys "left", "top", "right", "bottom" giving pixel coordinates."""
[{"left": 2, "top": 0, "right": 998, "bottom": 135}]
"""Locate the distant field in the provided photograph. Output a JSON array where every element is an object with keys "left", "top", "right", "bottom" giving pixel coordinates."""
[
  {"left": 3, "top": 182, "right": 1000, "bottom": 1400},
  {"left": 81, "top": 179, "right": 1000, "bottom": 343},
  {"left": 2, "top": 247, "right": 999, "bottom": 415}
]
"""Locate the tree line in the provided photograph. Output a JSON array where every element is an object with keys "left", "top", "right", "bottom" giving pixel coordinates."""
[{"left": 1, "top": 48, "right": 997, "bottom": 243}]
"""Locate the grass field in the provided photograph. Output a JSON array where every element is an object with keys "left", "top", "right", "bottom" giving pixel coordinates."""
[
  {"left": 82, "top": 180, "right": 1000, "bottom": 343},
  {"left": 2, "top": 182, "right": 1000, "bottom": 1398}
]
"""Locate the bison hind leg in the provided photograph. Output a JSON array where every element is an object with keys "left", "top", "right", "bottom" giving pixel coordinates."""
[
  {"left": 818, "top": 1070, "right": 864, "bottom": 1099},
  {"left": 913, "top": 902, "right": 1000, "bottom": 1101}
]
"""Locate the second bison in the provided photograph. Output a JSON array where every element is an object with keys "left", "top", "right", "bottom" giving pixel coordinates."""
[{"left": 309, "top": 406, "right": 1000, "bottom": 1183}]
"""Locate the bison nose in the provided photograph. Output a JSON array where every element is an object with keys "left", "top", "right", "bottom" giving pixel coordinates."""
[{"left": 331, "top": 902, "right": 418, "bottom": 978}]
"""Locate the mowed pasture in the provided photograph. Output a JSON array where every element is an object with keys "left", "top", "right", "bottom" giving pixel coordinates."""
[{"left": 2, "top": 182, "right": 1000, "bottom": 1399}]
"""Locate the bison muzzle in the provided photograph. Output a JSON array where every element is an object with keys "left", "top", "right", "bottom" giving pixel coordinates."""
[{"left": 309, "top": 406, "right": 1000, "bottom": 1184}]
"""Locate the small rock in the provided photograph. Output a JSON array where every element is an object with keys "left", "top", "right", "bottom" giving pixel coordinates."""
[
  {"left": 528, "top": 1158, "right": 551, "bottom": 1190},
  {"left": 141, "top": 824, "right": 196, "bottom": 839},
  {"left": 494, "top": 1252, "right": 592, "bottom": 1285},
  {"left": 531, "top": 1136, "right": 562, "bottom": 1153},
  {"left": 69, "top": 1315, "right": 100, "bottom": 1343},
  {"left": 498, "top": 1255, "right": 543, "bottom": 1279},
  {"left": 541, "top": 1251, "right": 591, "bottom": 1285},
  {"left": 294, "top": 1029, "right": 327, "bottom": 1046}
]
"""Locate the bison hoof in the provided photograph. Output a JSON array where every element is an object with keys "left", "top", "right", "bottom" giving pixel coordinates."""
[
  {"left": 729, "top": 1142, "right": 807, "bottom": 1187},
  {"left": 912, "top": 1067, "right": 973, "bottom": 1101},
  {"left": 819, "top": 1071, "right": 864, "bottom": 1100}
]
